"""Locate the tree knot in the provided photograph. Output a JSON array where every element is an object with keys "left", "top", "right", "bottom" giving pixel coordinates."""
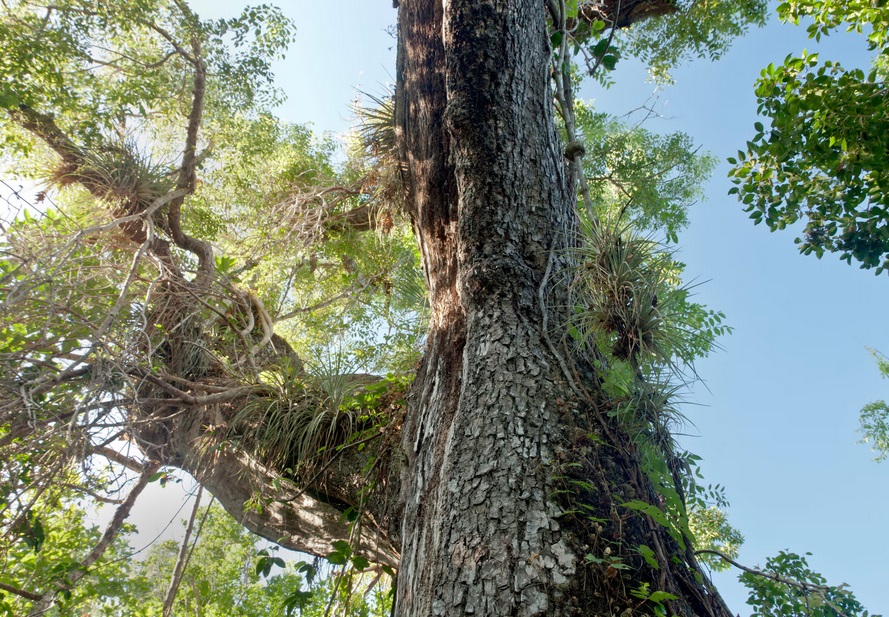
[{"left": 565, "top": 140, "right": 586, "bottom": 160}]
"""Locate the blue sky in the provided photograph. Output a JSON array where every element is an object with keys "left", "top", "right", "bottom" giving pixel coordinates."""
[{"left": 172, "top": 1, "right": 889, "bottom": 612}]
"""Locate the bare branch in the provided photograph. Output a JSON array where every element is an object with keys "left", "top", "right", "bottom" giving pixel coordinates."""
[
  {"left": 694, "top": 549, "right": 832, "bottom": 594},
  {"left": 166, "top": 35, "right": 214, "bottom": 284},
  {"left": 276, "top": 287, "right": 358, "bottom": 321},
  {"left": 162, "top": 485, "right": 203, "bottom": 617},
  {"left": 133, "top": 371, "right": 260, "bottom": 406},
  {"left": 697, "top": 549, "right": 857, "bottom": 617},
  {"left": 57, "top": 483, "right": 125, "bottom": 505},
  {"left": 90, "top": 446, "right": 147, "bottom": 474},
  {"left": 139, "top": 21, "right": 196, "bottom": 64}
]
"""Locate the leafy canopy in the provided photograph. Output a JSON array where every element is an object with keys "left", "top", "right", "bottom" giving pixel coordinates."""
[
  {"left": 0, "top": 501, "right": 140, "bottom": 617},
  {"left": 729, "top": 0, "right": 889, "bottom": 273}
]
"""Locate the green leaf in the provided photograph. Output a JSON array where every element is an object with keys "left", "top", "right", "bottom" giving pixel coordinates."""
[
  {"left": 566, "top": 0, "right": 579, "bottom": 19},
  {"left": 649, "top": 591, "right": 678, "bottom": 603},
  {"left": 351, "top": 554, "right": 370, "bottom": 571},
  {"left": 331, "top": 539, "right": 352, "bottom": 557},
  {"left": 0, "top": 87, "right": 18, "bottom": 109},
  {"left": 638, "top": 544, "right": 659, "bottom": 570},
  {"left": 592, "top": 38, "right": 610, "bottom": 57}
]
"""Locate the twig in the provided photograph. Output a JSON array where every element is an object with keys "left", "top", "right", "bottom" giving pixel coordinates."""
[
  {"left": 694, "top": 549, "right": 831, "bottom": 593},
  {"left": 57, "top": 483, "right": 125, "bottom": 505},
  {"left": 585, "top": 0, "right": 621, "bottom": 79},
  {"left": 695, "top": 549, "right": 854, "bottom": 617},
  {"left": 162, "top": 485, "right": 203, "bottom": 617}
]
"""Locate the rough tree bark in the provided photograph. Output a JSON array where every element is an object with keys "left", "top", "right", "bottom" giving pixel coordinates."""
[{"left": 391, "top": 0, "right": 733, "bottom": 615}]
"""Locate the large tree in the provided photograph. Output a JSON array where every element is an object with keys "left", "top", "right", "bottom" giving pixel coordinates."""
[
  {"left": 0, "top": 1, "right": 796, "bottom": 615},
  {"left": 391, "top": 2, "right": 728, "bottom": 614}
]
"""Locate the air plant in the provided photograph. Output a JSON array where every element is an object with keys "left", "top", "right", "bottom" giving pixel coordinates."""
[{"left": 231, "top": 350, "right": 368, "bottom": 470}]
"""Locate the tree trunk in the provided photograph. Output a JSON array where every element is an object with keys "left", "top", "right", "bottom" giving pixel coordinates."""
[{"left": 394, "top": 1, "right": 733, "bottom": 615}]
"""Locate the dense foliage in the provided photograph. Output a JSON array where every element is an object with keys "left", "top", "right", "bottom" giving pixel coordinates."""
[
  {"left": 729, "top": 0, "right": 889, "bottom": 273},
  {"left": 0, "top": 497, "right": 392, "bottom": 616}
]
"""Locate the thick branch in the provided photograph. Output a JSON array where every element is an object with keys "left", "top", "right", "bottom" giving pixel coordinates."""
[
  {"left": 90, "top": 445, "right": 151, "bottom": 473},
  {"left": 7, "top": 104, "right": 180, "bottom": 273},
  {"left": 167, "top": 36, "right": 214, "bottom": 283},
  {"left": 577, "top": 0, "right": 677, "bottom": 29},
  {"left": 147, "top": 401, "right": 401, "bottom": 569},
  {"left": 181, "top": 438, "right": 400, "bottom": 568},
  {"left": 7, "top": 105, "right": 81, "bottom": 166},
  {"left": 137, "top": 372, "right": 260, "bottom": 406},
  {"left": 0, "top": 582, "right": 41, "bottom": 603}
]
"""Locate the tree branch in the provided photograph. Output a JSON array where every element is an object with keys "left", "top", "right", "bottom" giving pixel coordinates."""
[
  {"left": 57, "top": 483, "right": 125, "bottom": 505},
  {"left": 0, "top": 582, "right": 42, "bottom": 603},
  {"left": 90, "top": 446, "right": 148, "bottom": 474},
  {"left": 323, "top": 203, "right": 384, "bottom": 233},
  {"left": 166, "top": 35, "right": 214, "bottom": 284},
  {"left": 28, "top": 462, "right": 161, "bottom": 616},
  {"left": 162, "top": 485, "right": 203, "bottom": 617},
  {"left": 694, "top": 549, "right": 832, "bottom": 594},
  {"left": 139, "top": 20, "right": 196, "bottom": 64},
  {"left": 6, "top": 104, "right": 181, "bottom": 274},
  {"left": 695, "top": 549, "right": 855, "bottom": 617},
  {"left": 155, "top": 407, "right": 401, "bottom": 568}
]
